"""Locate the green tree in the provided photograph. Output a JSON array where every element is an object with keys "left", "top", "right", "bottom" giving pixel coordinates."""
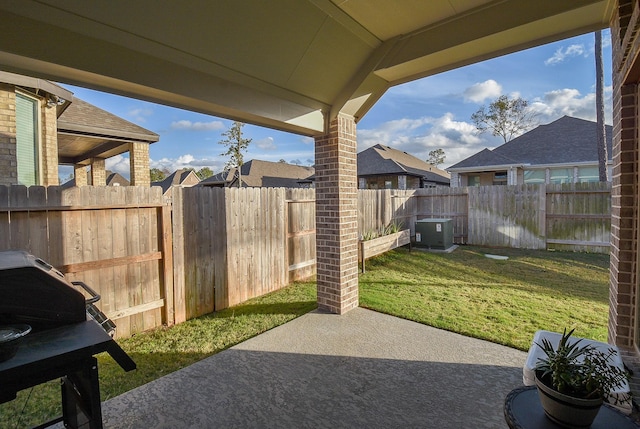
[
  {"left": 196, "top": 167, "right": 214, "bottom": 180},
  {"left": 150, "top": 168, "right": 167, "bottom": 182},
  {"left": 427, "top": 149, "right": 446, "bottom": 167},
  {"left": 471, "top": 95, "right": 537, "bottom": 143},
  {"left": 219, "top": 121, "right": 252, "bottom": 187}
]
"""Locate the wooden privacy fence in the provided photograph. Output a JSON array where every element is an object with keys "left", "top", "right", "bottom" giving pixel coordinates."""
[
  {"left": 0, "top": 185, "right": 173, "bottom": 339},
  {"left": 0, "top": 182, "right": 611, "bottom": 338},
  {"left": 358, "top": 188, "right": 468, "bottom": 242},
  {"left": 171, "top": 186, "right": 316, "bottom": 321},
  {"left": 467, "top": 183, "right": 611, "bottom": 251}
]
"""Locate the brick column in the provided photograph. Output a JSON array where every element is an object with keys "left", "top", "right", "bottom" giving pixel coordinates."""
[
  {"left": 129, "top": 142, "right": 150, "bottom": 186},
  {"left": 74, "top": 164, "right": 88, "bottom": 187},
  {"left": 314, "top": 113, "right": 359, "bottom": 314},
  {"left": 91, "top": 158, "right": 106, "bottom": 186},
  {"left": 40, "top": 101, "right": 59, "bottom": 186},
  {"left": 0, "top": 84, "right": 17, "bottom": 185},
  {"left": 609, "top": 0, "right": 639, "bottom": 348}
]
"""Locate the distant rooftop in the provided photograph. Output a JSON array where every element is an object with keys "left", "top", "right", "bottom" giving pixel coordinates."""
[{"left": 448, "top": 116, "right": 613, "bottom": 170}]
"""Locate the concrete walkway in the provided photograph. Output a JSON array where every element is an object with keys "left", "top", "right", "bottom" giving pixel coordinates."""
[{"left": 100, "top": 308, "right": 527, "bottom": 428}]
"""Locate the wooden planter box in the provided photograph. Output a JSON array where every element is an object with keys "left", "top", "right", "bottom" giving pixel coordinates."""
[{"left": 359, "top": 229, "right": 411, "bottom": 273}]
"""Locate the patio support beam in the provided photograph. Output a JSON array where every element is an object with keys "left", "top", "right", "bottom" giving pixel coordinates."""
[
  {"left": 74, "top": 164, "right": 87, "bottom": 187},
  {"left": 129, "top": 142, "right": 150, "bottom": 187},
  {"left": 91, "top": 158, "right": 106, "bottom": 186},
  {"left": 314, "top": 113, "right": 359, "bottom": 314},
  {"left": 609, "top": 0, "right": 640, "bottom": 349}
]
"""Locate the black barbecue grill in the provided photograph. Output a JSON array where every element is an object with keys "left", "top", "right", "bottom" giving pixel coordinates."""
[{"left": 0, "top": 250, "right": 136, "bottom": 429}]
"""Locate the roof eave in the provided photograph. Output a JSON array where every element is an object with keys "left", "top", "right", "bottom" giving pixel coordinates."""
[{"left": 447, "top": 163, "right": 527, "bottom": 173}]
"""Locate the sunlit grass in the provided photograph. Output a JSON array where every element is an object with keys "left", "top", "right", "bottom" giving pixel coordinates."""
[{"left": 359, "top": 246, "right": 609, "bottom": 351}]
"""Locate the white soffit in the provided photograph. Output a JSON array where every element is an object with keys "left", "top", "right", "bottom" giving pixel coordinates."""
[{"left": 0, "top": 0, "right": 614, "bottom": 136}]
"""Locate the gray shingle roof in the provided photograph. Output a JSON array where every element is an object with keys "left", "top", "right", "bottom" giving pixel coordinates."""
[
  {"left": 357, "top": 144, "right": 450, "bottom": 185},
  {"left": 106, "top": 172, "right": 129, "bottom": 186},
  {"left": 199, "top": 160, "right": 314, "bottom": 187},
  {"left": 448, "top": 116, "right": 613, "bottom": 170},
  {"left": 58, "top": 97, "right": 159, "bottom": 143},
  {"left": 152, "top": 169, "right": 200, "bottom": 193}
]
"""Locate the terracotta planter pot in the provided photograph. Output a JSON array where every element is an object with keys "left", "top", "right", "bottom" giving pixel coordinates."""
[{"left": 535, "top": 371, "right": 603, "bottom": 428}]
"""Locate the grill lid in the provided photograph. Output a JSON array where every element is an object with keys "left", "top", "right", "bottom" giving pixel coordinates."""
[{"left": 0, "top": 251, "right": 87, "bottom": 328}]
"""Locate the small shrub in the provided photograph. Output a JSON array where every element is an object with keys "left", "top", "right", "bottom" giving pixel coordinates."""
[
  {"left": 384, "top": 220, "right": 404, "bottom": 235},
  {"left": 362, "top": 230, "right": 379, "bottom": 241}
]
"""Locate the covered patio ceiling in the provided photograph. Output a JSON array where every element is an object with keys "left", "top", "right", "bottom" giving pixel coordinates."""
[{"left": 0, "top": 0, "right": 612, "bottom": 137}]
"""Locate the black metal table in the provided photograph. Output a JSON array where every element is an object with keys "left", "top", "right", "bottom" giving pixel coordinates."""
[
  {"left": 0, "top": 320, "right": 136, "bottom": 428},
  {"left": 504, "top": 386, "right": 640, "bottom": 429}
]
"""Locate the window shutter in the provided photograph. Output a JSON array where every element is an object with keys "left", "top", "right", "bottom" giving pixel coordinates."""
[{"left": 16, "top": 93, "right": 39, "bottom": 186}]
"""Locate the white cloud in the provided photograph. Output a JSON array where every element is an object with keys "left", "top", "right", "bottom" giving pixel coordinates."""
[
  {"left": 170, "top": 120, "right": 225, "bottom": 131},
  {"left": 463, "top": 79, "right": 502, "bottom": 103},
  {"left": 545, "top": 44, "right": 587, "bottom": 65},
  {"left": 530, "top": 86, "right": 612, "bottom": 123},
  {"left": 151, "top": 154, "right": 223, "bottom": 173},
  {"left": 357, "top": 113, "right": 486, "bottom": 169},
  {"left": 106, "top": 154, "right": 130, "bottom": 177},
  {"left": 301, "top": 136, "right": 314, "bottom": 145},
  {"left": 256, "top": 137, "right": 277, "bottom": 150},
  {"left": 128, "top": 107, "right": 153, "bottom": 123}
]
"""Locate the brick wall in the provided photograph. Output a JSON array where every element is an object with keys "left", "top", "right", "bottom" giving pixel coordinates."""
[
  {"left": 91, "top": 158, "right": 106, "bottom": 186},
  {"left": 74, "top": 164, "right": 88, "bottom": 186},
  {"left": 0, "top": 84, "right": 17, "bottom": 185},
  {"left": 609, "top": 0, "right": 639, "bottom": 349},
  {"left": 129, "top": 142, "right": 150, "bottom": 186},
  {"left": 40, "top": 101, "right": 59, "bottom": 186},
  {"left": 314, "top": 114, "right": 359, "bottom": 314}
]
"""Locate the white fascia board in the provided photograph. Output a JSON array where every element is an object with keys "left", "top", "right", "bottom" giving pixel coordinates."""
[{"left": 447, "top": 163, "right": 526, "bottom": 173}]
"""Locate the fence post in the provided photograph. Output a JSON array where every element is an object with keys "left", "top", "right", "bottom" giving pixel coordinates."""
[{"left": 171, "top": 186, "right": 187, "bottom": 324}]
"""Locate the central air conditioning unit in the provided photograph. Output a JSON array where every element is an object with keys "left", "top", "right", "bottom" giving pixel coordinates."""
[{"left": 414, "top": 218, "right": 453, "bottom": 250}]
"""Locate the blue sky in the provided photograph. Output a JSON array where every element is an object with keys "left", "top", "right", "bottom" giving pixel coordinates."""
[{"left": 61, "top": 30, "right": 612, "bottom": 179}]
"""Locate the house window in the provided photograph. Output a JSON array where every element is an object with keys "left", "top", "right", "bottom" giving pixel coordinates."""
[
  {"left": 384, "top": 180, "right": 392, "bottom": 189},
  {"left": 577, "top": 166, "right": 600, "bottom": 183},
  {"left": 15, "top": 92, "right": 40, "bottom": 186},
  {"left": 467, "top": 175, "right": 480, "bottom": 187},
  {"left": 523, "top": 169, "right": 545, "bottom": 184},
  {"left": 549, "top": 168, "right": 571, "bottom": 184},
  {"left": 493, "top": 171, "right": 507, "bottom": 185}
]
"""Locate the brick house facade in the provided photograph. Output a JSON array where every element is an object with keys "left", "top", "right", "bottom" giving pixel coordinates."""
[
  {"left": 0, "top": 72, "right": 158, "bottom": 187},
  {"left": 0, "top": 80, "right": 67, "bottom": 186}
]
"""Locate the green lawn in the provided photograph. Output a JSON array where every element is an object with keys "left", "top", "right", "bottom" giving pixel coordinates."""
[
  {"left": 0, "top": 245, "right": 610, "bottom": 428},
  {"left": 359, "top": 246, "right": 610, "bottom": 351}
]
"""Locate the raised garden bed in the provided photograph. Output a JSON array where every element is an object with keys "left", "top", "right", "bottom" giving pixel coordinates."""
[{"left": 359, "top": 229, "right": 411, "bottom": 273}]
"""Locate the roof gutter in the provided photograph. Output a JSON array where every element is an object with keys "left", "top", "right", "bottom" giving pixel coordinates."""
[{"left": 447, "top": 163, "right": 527, "bottom": 173}]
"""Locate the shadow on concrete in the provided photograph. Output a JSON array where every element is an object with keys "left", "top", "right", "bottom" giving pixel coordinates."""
[{"left": 100, "top": 308, "right": 526, "bottom": 428}]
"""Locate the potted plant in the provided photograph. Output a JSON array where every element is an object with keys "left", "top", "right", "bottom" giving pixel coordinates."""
[{"left": 534, "top": 328, "right": 630, "bottom": 428}]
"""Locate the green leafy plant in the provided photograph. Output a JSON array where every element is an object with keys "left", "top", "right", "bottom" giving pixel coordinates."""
[
  {"left": 383, "top": 220, "right": 403, "bottom": 235},
  {"left": 361, "top": 230, "right": 379, "bottom": 241},
  {"left": 362, "top": 221, "right": 404, "bottom": 241},
  {"left": 535, "top": 328, "right": 629, "bottom": 404}
]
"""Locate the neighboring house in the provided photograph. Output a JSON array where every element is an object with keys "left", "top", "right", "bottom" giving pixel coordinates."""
[
  {"left": 357, "top": 144, "right": 450, "bottom": 189},
  {"left": 106, "top": 172, "right": 130, "bottom": 187},
  {"left": 447, "top": 116, "right": 613, "bottom": 187},
  {"left": 200, "top": 159, "right": 314, "bottom": 188},
  {"left": 0, "top": 71, "right": 159, "bottom": 187},
  {"left": 152, "top": 168, "right": 200, "bottom": 195},
  {"left": 61, "top": 170, "right": 129, "bottom": 188}
]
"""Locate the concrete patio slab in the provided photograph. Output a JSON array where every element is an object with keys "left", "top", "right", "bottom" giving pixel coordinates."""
[{"left": 99, "top": 308, "right": 527, "bottom": 428}]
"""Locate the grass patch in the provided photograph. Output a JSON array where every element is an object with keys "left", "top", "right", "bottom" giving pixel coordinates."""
[
  {"left": 0, "top": 280, "right": 317, "bottom": 428},
  {"left": 0, "top": 245, "right": 610, "bottom": 427},
  {"left": 359, "top": 246, "right": 610, "bottom": 351}
]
